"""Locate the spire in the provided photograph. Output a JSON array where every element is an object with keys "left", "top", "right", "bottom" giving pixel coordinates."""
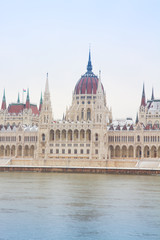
[
  {"left": 45, "top": 73, "right": 49, "bottom": 93},
  {"left": 40, "top": 91, "right": 43, "bottom": 104},
  {"left": 3, "top": 89, "right": 6, "bottom": 102},
  {"left": 26, "top": 88, "right": 30, "bottom": 102},
  {"left": 141, "top": 83, "right": 146, "bottom": 106},
  {"left": 87, "top": 49, "right": 92, "bottom": 73},
  {"left": 151, "top": 87, "right": 154, "bottom": 101},
  {"left": 17, "top": 92, "right": 20, "bottom": 103},
  {"left": 26, "top": 88, "right": 30, "bottom": 109},
  {"left": 39, "top": 73, "right": 53, "bottom": 125},
  {"left": 136, "top": 112, "right": 139, "bottom": 124},
  {"left": 1, "top": 89, "right": 6, "bottom": 110},
  {"left": 39, "top": 92, "right": 43, "bottom": 111}
]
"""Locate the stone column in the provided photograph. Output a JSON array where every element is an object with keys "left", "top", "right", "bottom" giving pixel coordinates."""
[{"left": 141, "top": 147, "right": 144, "bottom": 159}]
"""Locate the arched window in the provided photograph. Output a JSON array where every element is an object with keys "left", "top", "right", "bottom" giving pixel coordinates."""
[
  {"left": 87, "top": 108, "right": 91, "bottom": 120},
  {"left": 68, "top": 130, "right": 72, "bottom": 141},
  {"left": 74, "top": 130, "right": 79, "bottom": 140},
  {"left": 56, "top": 130, "right": 60, "bottom": 141},
  {"left": 95, "top": 133, "right": 98, "bottom": 141},
  {"left": 50, "top": 130, "right": 54, "bottom": 141},
  {"left": 62, "top": 130, "right": 66, "bottom": 140},
  {"left": 80, "top": 129, "right": 85, "bottom": 141},
  {"left": 86, "top": 129, "right": 91, "bottom": 141},
  {"left": 81, "top": 108, "right": 84, "bottom": 120},
  {"left": 42, "top": 134, "right": 45, "bottom": 141},
  {"left": 100, "top": 114, "right": 102, "bottom": 122}
]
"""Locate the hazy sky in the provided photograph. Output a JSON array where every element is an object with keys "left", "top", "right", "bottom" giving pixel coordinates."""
[{"left": 0, "top": 0, "right": 160, "bottom": 120}]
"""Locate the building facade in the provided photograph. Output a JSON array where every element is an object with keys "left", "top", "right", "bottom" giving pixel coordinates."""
[{"left": 0, "top": 52, "right": 160, "bottom": 161}]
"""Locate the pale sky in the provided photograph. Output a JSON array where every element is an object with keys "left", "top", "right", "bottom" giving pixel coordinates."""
[{"left": 0, "top": 0, "right": 160, "bottom": 120}]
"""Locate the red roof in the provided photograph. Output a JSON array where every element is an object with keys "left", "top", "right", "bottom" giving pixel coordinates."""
[
  {"left": 8, "top": 104, "right": 24, "bottom": 114},
  {"left": 109, "top": 125, "right": 114, "bottom": 130},
  {"left": 116, "top": 125, "right": 121, "bottom": 130},
  {"left": 122, "top": 125, "right": 127, "bottom": 130},
  {"left": 129, "top": 125, "right": 134, "bottom": 130},
  {"left": 30, "top": 104, "right": 39, "bottom": 115},
  {"left": 1, "top": 101, "right": 6, "bottom": 110},
  {"left": 74, "top": 73, "right": 104, "bottom": 95},
  {"left": 144, "top": 124, "right": 151, "bottom": 130},
  {"left": 8, "top": 103, "right": 39, "bottom": 115}
]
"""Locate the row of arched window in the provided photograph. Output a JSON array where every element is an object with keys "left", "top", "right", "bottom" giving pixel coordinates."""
[
  {"left": 41, "top": 131, "right": 99, "bottom": 142},
  {"left": 0, "top": 145, "right": 35, "bottom": 157},
  {"left": 49, "top": 129, "right": 91, "bottom": 141},
  {"left": 109, "top": 145, "right": 160, "bottom": 158},
  {"left": 108, "top": 136, "right": 134, "bottom": 142}
]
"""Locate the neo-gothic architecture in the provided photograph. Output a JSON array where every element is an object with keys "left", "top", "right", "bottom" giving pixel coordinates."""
[
  {"left": 0, "top": 89, "right": 42, "bottom": 126},
  {"left": 1, "top": 51, "right": 160, "bottom": 162}
]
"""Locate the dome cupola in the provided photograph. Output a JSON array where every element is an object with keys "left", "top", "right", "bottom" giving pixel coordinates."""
[{"left": 74, "top": 50, "right": 104, "bottom": 95}]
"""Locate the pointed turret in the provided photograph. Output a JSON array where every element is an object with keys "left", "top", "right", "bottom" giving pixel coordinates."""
[
  {"left": 151, "top": 87, "right": 154, "bottom": 101},
  {"left": 1, "top": 89, "right": 6, "bottom": 110},
  {"left": 141, "top": 83, "right": 146, "bottom": 106},
  {"left": 39, "top": 73, "right": 53, "bottom": 125},
  {"left": 17, "top": 93, "right": 20, "bottom": 103},
  {"left": 25, "top": 88, "right": 30, "bottom": 109},
  {"left": 45, "top": 73, "right": 49, "bottom": 93},
  {"left": 39, "top": 92, "right": 43, "bottom": 112},
  {"left": 87, "top": 49, "right": 92, "bottom": 73},
  {"left": 136, "top": 112, "right": 139, "bottom": 124}
]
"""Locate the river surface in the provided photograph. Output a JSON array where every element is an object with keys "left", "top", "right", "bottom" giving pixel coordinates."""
[{"left": 0, "top": 172, "right": 160, "bottom": 240}]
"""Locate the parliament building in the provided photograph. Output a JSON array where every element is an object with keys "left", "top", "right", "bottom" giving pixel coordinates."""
[{"left": 0, "top": 51, "right": 160, "bottom": 162}]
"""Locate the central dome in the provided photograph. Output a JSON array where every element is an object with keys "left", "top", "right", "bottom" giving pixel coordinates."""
[{"left": 74, "top": 51, "right": 103, "bottom": 95}]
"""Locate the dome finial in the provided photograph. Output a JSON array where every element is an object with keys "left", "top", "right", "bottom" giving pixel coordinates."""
[
  {"left": 87, "top": 48, "right": 92, "bottom": 72},
  {"left": 151, "top": 87, "right": 154, "bottom": 100},
  {"left": 17, "top": 92, "right": 20, "bottom": 103},
  {"left": 99, "top": 70, "right": 101, "bottom": 82},
  {"left": 45, "top": 73, "right": 49, "bottom": 93}
]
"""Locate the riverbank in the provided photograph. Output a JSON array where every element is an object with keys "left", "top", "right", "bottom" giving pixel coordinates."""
[
  {"left": 0, "top": 165, "right": 160, "bottom": 175},
  {"left": 0, "top": 158, "right": 160, "bottom": 175}
]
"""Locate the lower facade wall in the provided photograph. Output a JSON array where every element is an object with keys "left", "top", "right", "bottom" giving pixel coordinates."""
[{"left": 10, "top": 159, "right": 138, "bottom": 168}]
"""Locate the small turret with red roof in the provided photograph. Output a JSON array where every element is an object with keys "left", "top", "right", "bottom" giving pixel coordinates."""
[
  {"left": 39, "top": 92, "right": 43, "bottom": 112},
  {"left": 1, "top": 89, "right": 6, "bottom": 110},
  {"left": 141, "top": 83, "right": 146, "bottom": 107},
  {"left": 151, "top": 87, "right": 154, "bottom": 101},
  {"left": 25, "top": 89, "right": 30, "bottom": 109},
  {"left": 17, "top": 92, "right": 20, "bottom": 103}
]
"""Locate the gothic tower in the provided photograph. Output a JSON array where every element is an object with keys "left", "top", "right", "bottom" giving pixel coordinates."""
[
  {"left": 39, "top": 73, "right": 53, "bottom": 125},
  {"left": 37, "top": 73, "right": 53, "bottom": 159},
  {"left": 139, "top": 83, "right": 147, "bottom": 125}
]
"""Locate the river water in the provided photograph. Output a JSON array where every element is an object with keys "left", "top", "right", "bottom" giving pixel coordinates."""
[{"left": 0, "top": 172, "right": 160, "bottom": 240}]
